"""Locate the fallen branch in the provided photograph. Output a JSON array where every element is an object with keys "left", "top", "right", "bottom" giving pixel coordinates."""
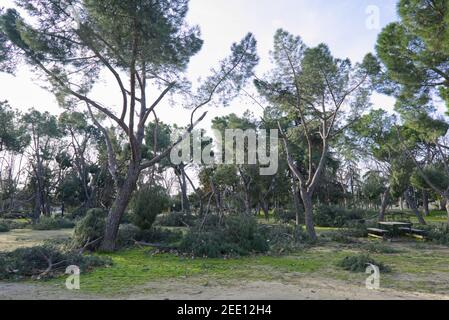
[
  {"left": 133, "top": 240, "right": 177, "bottom": 252},
  {"left": 79, "top": 237, "right": 103, "bottom": 254}
]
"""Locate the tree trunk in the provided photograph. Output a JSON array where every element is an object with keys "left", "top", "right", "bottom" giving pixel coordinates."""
[
  {"left": 33, "top": 190, "right": 41, "bottom": 222},
  {"left": 209, "top": 178, "right": 222, "bottom": 215},
  {"left": 422, "top": 191, "right": 430, "bottom": 216},
  {"left": 440, "top": 198, "right": 447, "bottom": 211},
  {"left": 179, "top": 165, "right": 191, "bottom": 215},
  {"left": 260, "top": 200, "right": 270, "bottom": 221},
  {"left": 299, "top": 188, "right": 317, "bottom": 241},
  {"left": 292, "top": 181, "right": 302, "bottom": 226},
  {"left": 404, "top": 189, "right": 426, "bottom": 225},
  {"left": 100, "top": 166, "right": 140, "bottom": 252},
  {"left": 445, "top": 196, "right": 449, "bottom": 230},
  {"left": 379, "top": 187, "right": 390, "bottom": 222},
  {"left": 244, "top": 191, "right": 251, "bottom": 215}
]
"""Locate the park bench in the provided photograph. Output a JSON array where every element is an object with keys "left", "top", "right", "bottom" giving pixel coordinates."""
[
  {"left": 399, "top": 227, "right": 426, "bottom": 240},
  {"left": 367, "top": 228, "right": 389, "bottom": 240},
  {"left": 385, "top": 211, "right": 411, "bottom": 223}
]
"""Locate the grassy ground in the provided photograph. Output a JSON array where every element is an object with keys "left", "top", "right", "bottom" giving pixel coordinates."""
[
  {"left": 40, "top": 238, "right": 449, "bottom": 297},
  {"left": 0, "top": 228, "right": 73, "bottom": 252},
  {"left": 1, "top": 216, "right": 449, "bottom": 299}
]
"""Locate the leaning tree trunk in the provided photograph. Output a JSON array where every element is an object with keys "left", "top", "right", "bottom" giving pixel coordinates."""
[
  {"left": 379, "top": 187, "right": 390, "bottom": 222},
  {"left": 100, "top": 166, "right": 140, "bottom": 252},
  {"left": 422, "top": 191, "right": 430, "bottom": 216},
  {"left": 209, "top": 178, "right": 222, "bottom": 215},
  {"left": 292, "top": 181, "right": 302, "bottom": 226},
  {"left": 404, "top": 189, "right": 426, "bottom": 225},
  {"left": 299, "top": 188, "right": 317, "bottom": 241},
  {"left": 179, "top": 166, "right": 191, "bottom": 215},
  {"left": 444, "top": 196, "right": 449, "bottom": 230},
  {"left": 440, "top": 198, "right": 447, "bottom": 211}
]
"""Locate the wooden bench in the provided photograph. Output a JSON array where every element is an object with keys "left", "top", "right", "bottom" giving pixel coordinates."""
[
  {"left": 399, "top": 227, "right": 426, "bottom": 240},
  {"left": 367, "top": 228, "right": 389, "bottom": 240}
]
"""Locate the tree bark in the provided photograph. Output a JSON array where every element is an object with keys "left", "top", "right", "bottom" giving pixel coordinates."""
[
  {"left": 300, "top": 188, "right": 317, "bottom": 241},
  {"left": 404, "top": 189, "right": 426, "bottom": 225},
  {"left": 209, "top": 178, "right": 222, "bottom": 215},
  {"left": 440, "top": 198, "right": 447, "bottom": 211},
  {"left": 379, "top": 187, "right": 390, "bottom": 222},
  {"left": 260, "top": 200, "right": 270, "bottom": 221},
  {"left": 292, "top": 180, "right": 302, "bottom": 226},
  {"left": 244, "top": 191, "right": 251, "bottom": 215},
  {"left": 100, "top": 166, "right": 140, "bottom": 252},
  {"left": 179, "top": 165, "right": 191, "bottom": 215},
  {"left": 445, "top": 196, "right": 449, "bottom": 230},
  {"left": 33, "top": 190, "right": 41, "bottom": 222},
  {"left": 422, "top": 191, "right": 430, "bottom": 216}
]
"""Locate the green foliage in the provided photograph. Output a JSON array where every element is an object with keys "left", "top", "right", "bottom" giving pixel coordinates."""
[
  {"left": 0, "top": 242, "right": 111, "bottom": 280},
  {"left": 361, "top": 243, "right": 401, "bottom": 254},
  {"left": 423, "top": 225, "right": 449, "bottom": 245},
  {"left": 273, "top": 209, "right": 298, "bottom": 224},
  {"left": 337, "top": 254, "right": 391, "bottom": 273},
  {"left": 263, "top": 224, "right": 310, "bottom": 253},
  {"left": 411, "top": 165, "right": 449, "bottom": 191},
  {"left": 376, "top": 0, "right": 449, "bottom": 110},
  {"left": 314, "top": 205, "right": 364, "bottom": 228},
  {"left": 361, "top": 171, "right": 387, "bottom": 202},
  {"left": 135, "top": 227, "right": 183, "bottom": 244},
  {"left": 0, "top": 223, "right": 9, "bottom": 233},
  {"left": 31, "top": 216, "right": 75, "bottom": 230},
  {"left": 325, "top": 230, "right": 359, "bottom": 244},
  {"left": 155, "top": 211, "right": 197, "bottom": 227},
  {"left": 73, "top": 208, "right": 106, "bottom": 250},
  {"left": 116, "top": 224, "right": 184, "bottom": 249},
  {"left": 179, "top": 215, "right": 269, "bottom": 258},
  {"left": 130, "top": 186, "right": 170, "bottom": 230},
  {"left": 0, "top": 101, "right": 29, "bottom": 152},
  {"left": 116, "top": 224, "right": 140, "bottom": 248}
]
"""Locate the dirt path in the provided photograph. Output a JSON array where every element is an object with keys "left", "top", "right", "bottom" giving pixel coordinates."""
[{"left": 1, "top": 277, "right": 448, "bottom": 300}]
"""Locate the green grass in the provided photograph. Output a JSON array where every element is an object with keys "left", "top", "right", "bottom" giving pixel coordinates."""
[
  {"left": 47, "top": 243, "right": 434, "bottom": 293},
  {"left": 37, "top": 219, "right": 449, "bottom": 296},
  {"left": 7, "top": 218, "right": 449, "bottom": 297},
  {"left": 46, "top": 247, "right": 349, "bottom": 294}
]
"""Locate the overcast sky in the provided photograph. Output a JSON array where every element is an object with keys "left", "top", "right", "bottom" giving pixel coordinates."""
[{"left": 0, "top": 0, "right": 399, "bottom": 128}]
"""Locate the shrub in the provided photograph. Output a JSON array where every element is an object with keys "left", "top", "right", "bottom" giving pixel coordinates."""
[
  {"left": 135, "top": 227, "right": 183, "bottom": 244},
  {"left": 31, "top": 216, "right": 75, "bottom": 230},
  {"left": 262, "top": 224, "right": 310, "bottom": 253},
  {"left": 0, "top": 243, "right": 111, "bottom": 280},
  {"left": 337, "top": 254, "right": 391, "bottom": 273},
  {"left": 155, "top": 211, "right": 197, "bottom": 227},
  {"left": 361, "top": 243, "right": 401, "bottom": 254},
  {"left": 273, "top": 209, "right": 298, "bottom": 224},
  {"left": 72, "top": 208, "right": 106, "bottom": 251},
  {"left": 116, "top": 224, "right": 140, "bottom": 248},
  {"left": 423, "top": 225, "right": 449, "bottom": 245},
  {"left": 179, "top": 215, "right": 269, "bottom": 258},
  {"left": 314, "top": 205, "right": 365, "bottom": 228},
  {"left": 65, "top": 206, "right": 88, "bottom": 220},
  {"left": 0, "top": 219, "right": 29, "bottom": 230},
  {"left": 1, "top": 212, "right": 29, "bottom": 219},
  {"left": 324, "top": 220, "right": 373, "bottom": 244},
  {"left": 325, "top": 230, "right": 359, "bottom": 244},
  {"left": 0, "top": 223, "right": 9, "bottom": 233},
  {"left": 130, "top": 186, "right": 170, "bottom": 230}
]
